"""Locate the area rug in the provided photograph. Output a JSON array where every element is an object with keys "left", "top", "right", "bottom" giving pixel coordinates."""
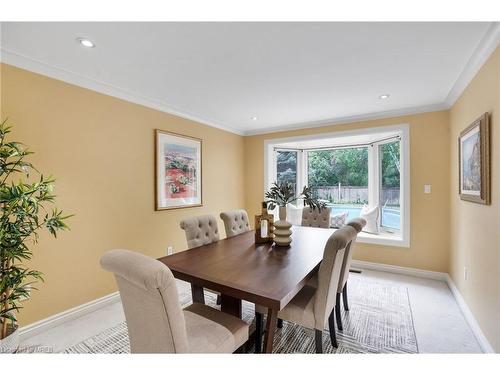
[{"left": 65, "top": 275, "right": 418, "bottom": 354}]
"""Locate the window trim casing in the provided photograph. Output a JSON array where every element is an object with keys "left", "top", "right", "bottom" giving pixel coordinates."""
[{"left": 264, "top": 123, "right": 410, "bottom": 248}]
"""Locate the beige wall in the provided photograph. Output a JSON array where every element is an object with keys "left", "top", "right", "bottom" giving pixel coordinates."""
[
  {"left": 0, "top": 64, "right": 246, "bottom": 326},
  {"left": 449, "top": 46, "right": 500, "bottom": 352},
  {"left": 244, "top": 110, "right": 451, "bottom": 273}
]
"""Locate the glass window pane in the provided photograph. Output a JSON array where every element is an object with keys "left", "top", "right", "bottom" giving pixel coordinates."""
[
  {"left": 276, "top": 150, "right": 297, "bottom": 193},
  {"left": 307, "top": 148, "right": 368, "bottom": 222},
  {"left": 380, "top": 141, "right": 401, "bottom": 230}
]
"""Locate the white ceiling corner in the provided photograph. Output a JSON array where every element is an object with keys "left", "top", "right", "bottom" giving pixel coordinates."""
[{"left": 444, "top": 22, "right": 500, "bottom": 107}]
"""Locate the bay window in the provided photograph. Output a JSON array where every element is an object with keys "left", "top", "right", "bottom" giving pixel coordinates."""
[{"left": 265, "top": 124, "right": 410, "bottom": 247}]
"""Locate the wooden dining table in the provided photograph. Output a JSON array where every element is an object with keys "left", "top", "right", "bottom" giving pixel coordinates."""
[{"left": 158, "top": 225, "right": 335, "bottom": 353}]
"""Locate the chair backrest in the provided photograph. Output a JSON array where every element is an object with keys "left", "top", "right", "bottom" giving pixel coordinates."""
[
  {"left": 100, "top": 249, "right": 189, "bottom": 353},
  {"left": 220, "top": 209, "right": 250, "bottom": 238},
  {"left": 336, "top": 218, "right": 367, "bottom": 292},
  {"left": 313, "top": 225, "right": 357, "bottom": 330},
  {"left": 301, "top": 206, "right": 332, "bottom": 229},
  {"left": 346, "top": 217, "right": 366, "bottom": 233},
  {"left": 180, "top": 214, "right": 220, "bottom": 249}
]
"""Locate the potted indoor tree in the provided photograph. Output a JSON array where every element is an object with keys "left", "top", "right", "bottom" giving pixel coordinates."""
[
  {"left": 265, "top": 181, "right": 325, "bottom": 246},
  {"left": 0, "top": 119, "right": 71, "bottom": 353}
]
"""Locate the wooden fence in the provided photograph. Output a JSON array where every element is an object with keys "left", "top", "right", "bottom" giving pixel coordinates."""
[{"left": 311, "top": 186, "right": 400, "bottom": 206}]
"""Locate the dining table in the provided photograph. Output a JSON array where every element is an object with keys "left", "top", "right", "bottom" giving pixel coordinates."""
[{"left": 158, "top": 225, "right": 335, "bottom": 353}]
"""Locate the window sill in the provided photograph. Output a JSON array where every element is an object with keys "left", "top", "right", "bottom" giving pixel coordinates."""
[{"left": 356, "top": 231, "right": 409, "bottom": 248}]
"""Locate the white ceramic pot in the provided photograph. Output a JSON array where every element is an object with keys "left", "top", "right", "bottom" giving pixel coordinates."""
[
  {"left": 273, "top": 206, "right": 292, "bottom": 247},
  {"left": 0, "top": 325, "right": 20, "bottom": 353}
]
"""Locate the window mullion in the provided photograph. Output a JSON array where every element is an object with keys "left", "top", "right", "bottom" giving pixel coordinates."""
[{"left": 368, "top": 145, "right": 380, "bottom": 209}]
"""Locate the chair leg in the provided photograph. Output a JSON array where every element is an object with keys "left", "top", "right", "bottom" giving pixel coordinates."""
[
  {"left": 315, "top": 329, "right": 323, "bottom": 353},
  {"left": 328, "top": 307, "right": 338, "bottom": 348},
  {"left": 216, "top": 294, "right": 221, "bottom": 305},
  {"left": 335, "top": 293, "right": 343, "bottom": 331},
  {"left": 342, "top": 282, "right": 349, "bottom": 311},
  {"left": 277, "top": 318, "right": 283, "bottom": 328},
  {"left": 255, "top": 312, "right": 263, "bottom": 354}
]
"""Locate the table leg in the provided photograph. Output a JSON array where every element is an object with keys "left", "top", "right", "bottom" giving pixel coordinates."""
[
  {"left": 191, "top": 284, "right": 205, "bottom": 304},
  {"left": 220, "top": 294, "right": 242, "bottom": 318},
  {"left": 263, "top": 308, "right": 278, "bottom": 353}
]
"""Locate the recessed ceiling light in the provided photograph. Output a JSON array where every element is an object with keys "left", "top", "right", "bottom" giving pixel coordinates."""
[
  {"left": 250, "top": 116, "right": 258, "bottom": 121},
  {"left": 76, "top": 37, "right": 95, "bottom": 48},
  {"left": 379, "top": 94, "right": 390, "bottom": 100}
]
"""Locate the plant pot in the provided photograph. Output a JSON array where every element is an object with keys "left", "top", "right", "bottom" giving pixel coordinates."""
[
  {"left": 0, "top": 324, "right": 20, "bottom": 353},
  {"left": 274, "top": 206, "right": 292, "bottom": 247}
]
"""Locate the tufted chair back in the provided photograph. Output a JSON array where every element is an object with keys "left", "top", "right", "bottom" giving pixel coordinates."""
[
  {"left": 220, "top": 209, "right": 251, "bottom": 238},
  {"left": 313, "top": 225, "right": 357, "bottom": 330},
  {"left": 180, "top": 215, "right": 220, "bottom": 249},
  {"left": 301, "top": 207, "right": 331, "bottom": 229},
  {"left": 100, "top": 249, "right": 189, "bottom": 353}
]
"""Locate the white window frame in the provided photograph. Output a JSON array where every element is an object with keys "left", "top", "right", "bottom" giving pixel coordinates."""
[{"left": 264, "top": 123, "right": 410, "bottom": 248}]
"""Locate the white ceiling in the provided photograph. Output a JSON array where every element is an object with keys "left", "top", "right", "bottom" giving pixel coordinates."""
[{"left": 0, "top": 22, "right": 498, "bottom": 135}]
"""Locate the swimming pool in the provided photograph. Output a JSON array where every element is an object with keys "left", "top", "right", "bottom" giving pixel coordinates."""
[{"left": 329, "top": 204, "right": 400, "bottom": 230}]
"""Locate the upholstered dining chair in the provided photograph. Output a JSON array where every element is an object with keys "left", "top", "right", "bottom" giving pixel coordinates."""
[
  {"left": 220, "top": 209, "right": 270, "bottom": 352},
  {"left": 285, "top": 225, "right": 356, "bottom": 352},
  {"left": 306, "top": 218, "right": 366, "bottom": 331},
  {"left": 100, "top": 249, "right": 249, "bottom": 353},
  {"left": 301, "top": 206, "right": 332, "bottom": 229},
  {"left": 220, "top": 209, "right": 251, "bottom": 238},
  {"left": 180, "top": 214, "right": 220, "bottom": 249},
  {"left": 334, "top": 218, "right": 366, "bottom": 330},
  {"left": 255, "top": 226, "right": 357, "bottom": 353},
  {"left": 180, "top": 214, "right": 221, "bottom": 304}
]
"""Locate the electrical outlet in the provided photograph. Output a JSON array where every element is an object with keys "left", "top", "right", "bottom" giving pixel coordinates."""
[
  {"left": 167, "top": 246, "right": 173, "bottom": 255},
  {"left": 464, "top": 266, "right": 468, "bottom": 281}
]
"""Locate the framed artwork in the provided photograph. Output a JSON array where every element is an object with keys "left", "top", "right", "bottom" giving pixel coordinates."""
[
  {"left": 155, "top": 130, "right": 202, "bottom": 210},
  {"left": 459, "top": 113, "right": 490, "bottom": 205}
]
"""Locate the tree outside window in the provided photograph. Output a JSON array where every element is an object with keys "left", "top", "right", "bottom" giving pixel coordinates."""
[
  {"left": 276, "top": 151, "right": 298, "bottom": 194},
  {"left": 307, "top": 147, "right": 368, "bottom": 205}
]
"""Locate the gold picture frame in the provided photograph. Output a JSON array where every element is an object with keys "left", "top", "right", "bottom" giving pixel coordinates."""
[
  {"left": 458, "top": 113, "right": 490, "bottom": 205},
  {"left": 155, "top": 129, "right": 203, "bottom": 210}
]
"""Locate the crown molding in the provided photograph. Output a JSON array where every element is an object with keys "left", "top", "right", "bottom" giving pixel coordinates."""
[
  {"left": 445, "top": 22, "right": 500, "bottom": 107},
  {"left": 244, "top": 102, "right": 448, "bottom": 136},
  {"left": 0, "top": 48, "right": 245, "bottom": 136},
  {"left": 2, "top": 22, "right": 498, "bottom": 138}
]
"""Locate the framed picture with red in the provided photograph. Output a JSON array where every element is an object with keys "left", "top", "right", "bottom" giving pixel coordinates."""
[{"left": 155, "top": 129, "right": 202, "bottom": 210}]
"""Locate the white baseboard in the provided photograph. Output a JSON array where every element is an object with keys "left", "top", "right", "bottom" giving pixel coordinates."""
[
  {"left": 351, "top": 259, "right": 448, "bottom": 281},
  {"left": 351, "top": 259, "right": 495, "bottom": 353},
  {"left": 19, "top": 292, "right": 120, "bottom": 340},
  {"left": 445, "top": 275, "right": 495, "bottom": 354}
]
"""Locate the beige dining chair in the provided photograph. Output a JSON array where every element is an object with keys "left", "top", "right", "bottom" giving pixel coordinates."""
[
  {"left": 100, "top": 249, "right": 249, "bottom": 353},
  {"left": 334, "top": 217, "right": 366, "bottom": 330},
  {"left": 220, "top": 209, "right": 251, "bottom": 238},
  {"left": 306, "top": 218, "right": 366, "bottom": 331},
  {"left": 254, "top": 226, "right": 357, "bottom": 353},
  {"left": 180, "top": 214, "right": 220, "bottom": 249},
  {"left": 220, "top": 209, "right": 271, "bottom": 352},
  {"left": 301, "top": 206, "right": 332, "bottom": 228},
  {"left": 180, "top": 214, "right": 221, "bottom": 304}
]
